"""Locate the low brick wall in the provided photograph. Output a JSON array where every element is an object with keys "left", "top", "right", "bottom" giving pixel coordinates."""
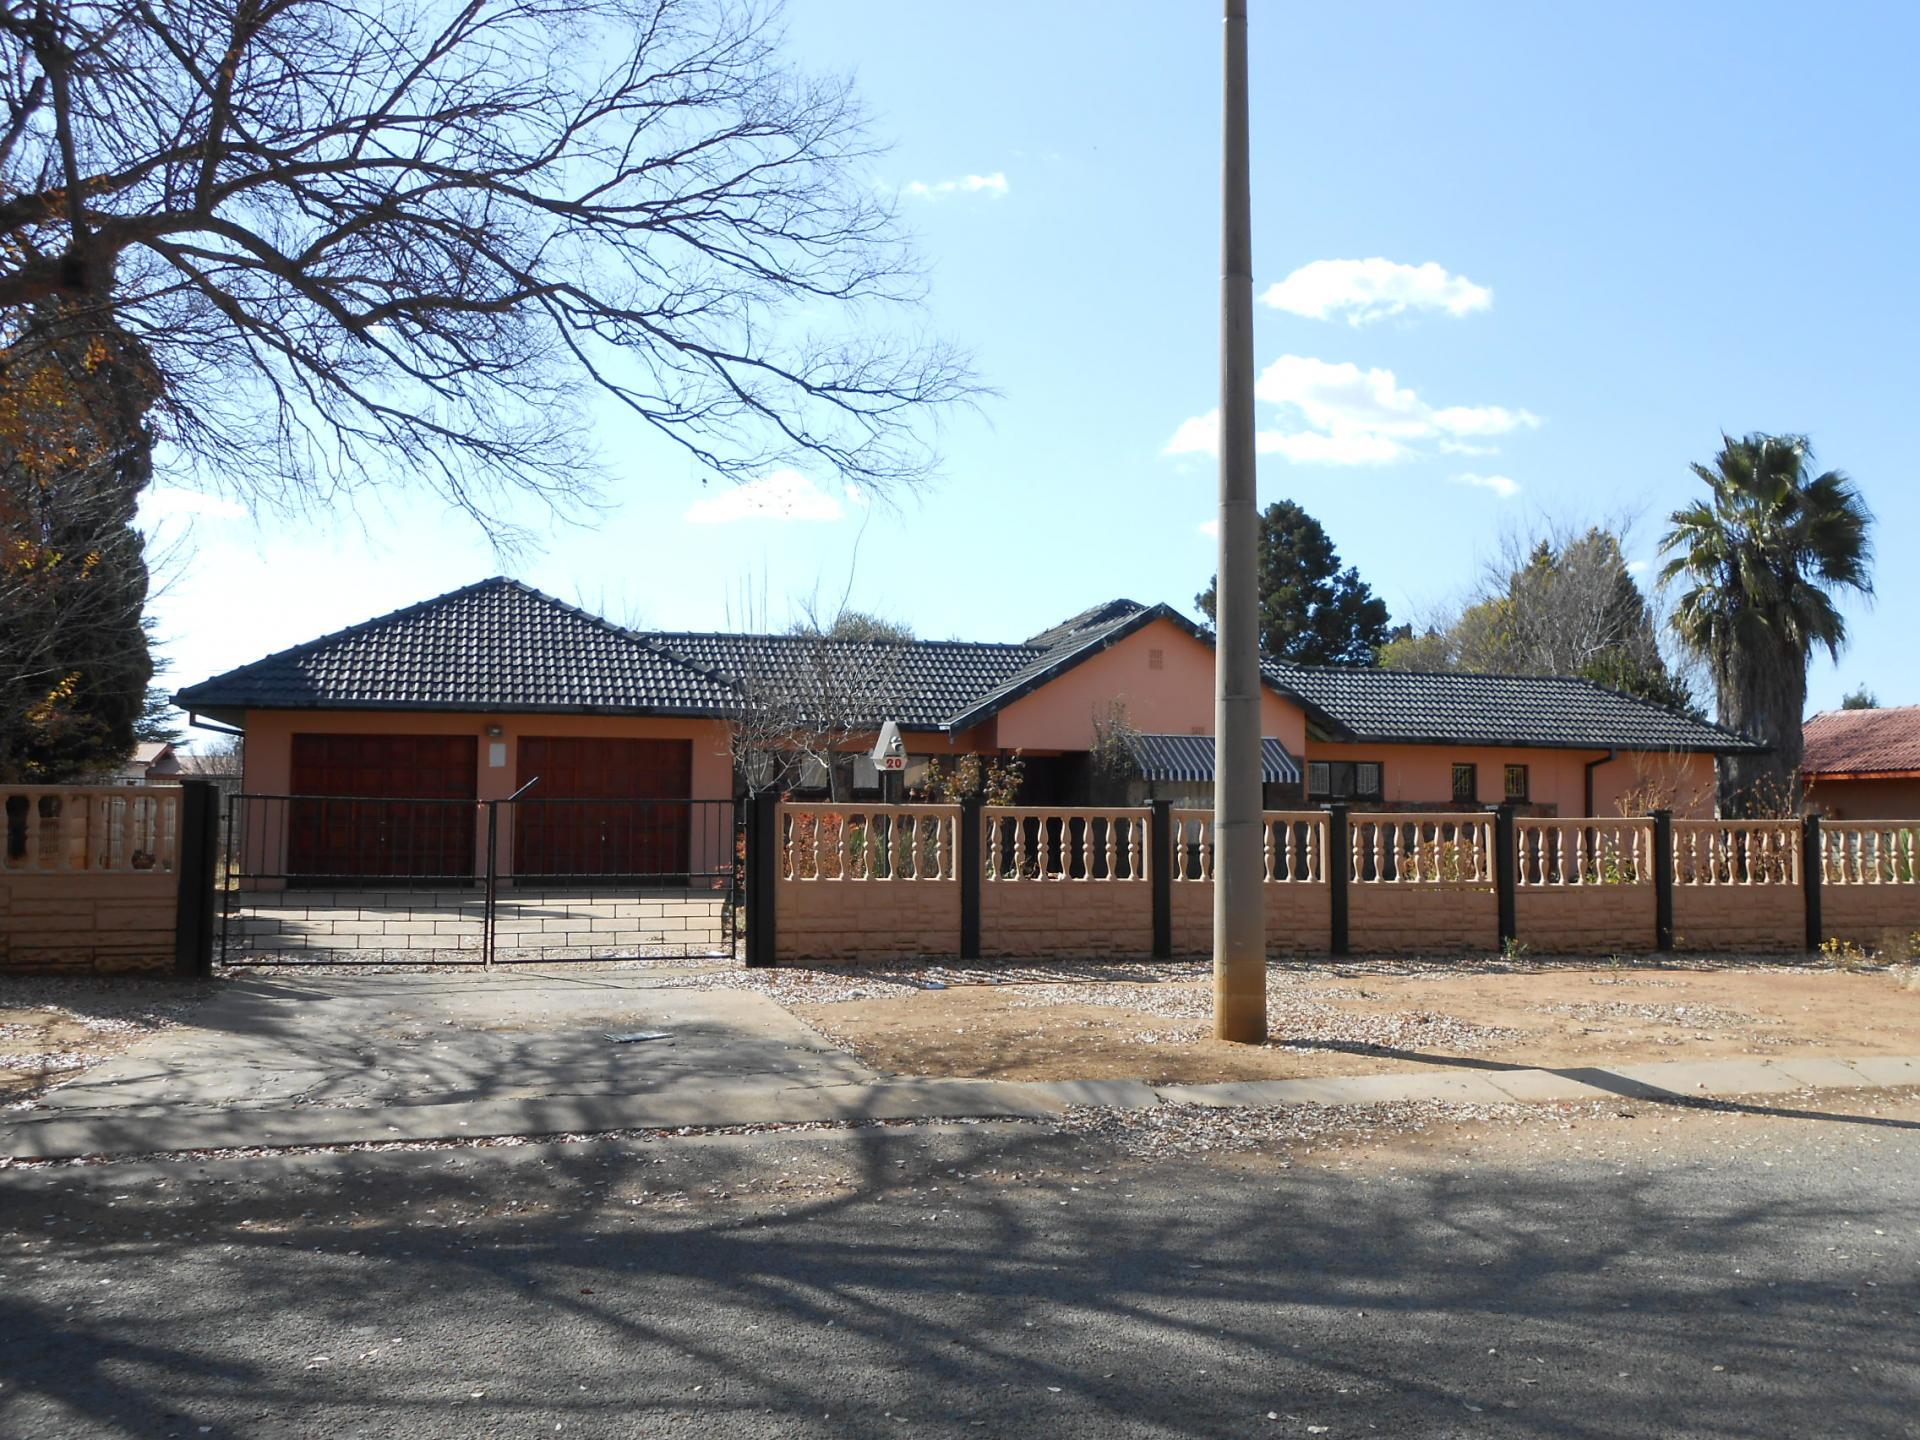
[
  {"left": 1349, "top": 883, "right": 1497, "bottom": 955},
  {"left": 1170, "top": 882, "right": 1331, "bottom": 957},
  {"left": 1672, "top": 884, "right": 1803, "bottom": 952},
  {"left": 0, "top": 873, "right": 178, "bottom": 973},
  {"left": 776, "top": 877, "right": 961, "bottom": 962},
  {"left": 1516, "top": 884, "right": 1657, "bottom": 954},
  {"left": 1821, "top": 884, "right": 1920, "bottom": 948},
  {"left": 980, "top": 880, "right": 1151, "bottom": 959}
]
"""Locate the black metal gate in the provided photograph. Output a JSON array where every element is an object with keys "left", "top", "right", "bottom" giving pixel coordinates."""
[{"left": 220, "top": 792, "right": 740, "bottom": 966}]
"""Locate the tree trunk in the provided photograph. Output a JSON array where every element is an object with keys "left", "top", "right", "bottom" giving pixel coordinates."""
[{"left": 1714, "top": 628, "right": 1807, "bottom": 817}]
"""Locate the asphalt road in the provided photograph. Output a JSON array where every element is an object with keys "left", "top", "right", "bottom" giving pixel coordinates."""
[{"left": 2, "top": 1095, "right": 1917, "bottom": 1439}]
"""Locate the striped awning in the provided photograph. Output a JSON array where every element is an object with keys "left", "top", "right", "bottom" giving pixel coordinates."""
[{"left": 1126, "top": 733, "right": 1302, "bottom": 785}]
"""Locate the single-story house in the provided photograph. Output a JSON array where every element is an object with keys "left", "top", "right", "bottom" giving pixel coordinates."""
[
  {"left": 95, "top": 740, "right": 179, "bottom": 787},
  {"left": 1803, "top": 705, "right": 1920, "bottom": 819},
  {"left": 174, "top": 577, "right": 1759, "bottom": 881}
]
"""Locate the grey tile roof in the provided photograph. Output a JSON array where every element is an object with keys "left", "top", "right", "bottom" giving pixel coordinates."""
[
  {"left": 653, "top": 598, "right": 1167, "bottom": 731},
  {"left": 175, "top": 578, "right": 1765, "bottom": 758},
  {"left": 648, "top": 631, "right": 1043, "bottom": 729},
  {"left": 174, "top": 578, "right": 741, "bottom": 717},
  {"left": 1128, "top": 733, "right": 1302, "bottom": 784},
  {"left": 1263, "top": 662, "right": 1766, "bottom": 754}
]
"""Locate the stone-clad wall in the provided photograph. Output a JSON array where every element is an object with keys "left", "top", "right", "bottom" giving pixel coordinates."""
[
  {"left": 1822, "top": 885, "right": 1920, "bottom": 948},
  {"left": 0, "top": 873, "right": 178, "bottom": 973},
  {"left": 980, "top": 880, "right": 1152, "bottom": 960},
  {"left": 766, "top": 804, "right": 1920, "bottom": 964},
  {"left": 776, "top": 877, "right": 961, "bottom": 962},
  {"left": 1671, "top": 884, "right": 1804, "bottom": 952},
  {"left": 1349, "top": 883, "right": 1498, "bottom": 956},
  {"left": 1515, "top": 885, "right": 1657, "bottom": 955}
]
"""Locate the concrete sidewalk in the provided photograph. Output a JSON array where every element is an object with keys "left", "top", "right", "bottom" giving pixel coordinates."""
[{"left": 5, "top": 1051, "right": 1915, "bottom": 1162}]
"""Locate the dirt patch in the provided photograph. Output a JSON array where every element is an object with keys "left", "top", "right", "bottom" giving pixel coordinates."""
[
  {"left": 784, "top": 958, "right": 1920, "bottom": 1084},
  {"left": 0, "top": 977, "right": 212, "bottom": 1105}
]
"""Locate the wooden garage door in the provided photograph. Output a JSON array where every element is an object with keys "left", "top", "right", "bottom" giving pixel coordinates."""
[
  {"left": 514, "top": 737, "right": 691, "bottom": 879},
  {"left": 288, "top": 734, "right": 477, "bottom": 881}
]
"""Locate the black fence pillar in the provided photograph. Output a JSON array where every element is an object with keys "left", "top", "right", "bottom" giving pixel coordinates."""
[
  {"left": 1325, "top": 804, "right": 1349, "bottom": 956},
  {"left": 744, "top": 791, "right": 778, "bottom": 968},
  {"left": 1802, "top": 813, "right": 1823, "bottom": 952},
  {"left": 1493, "top": 803, "right": 1518, "bottom": 949},
  {"left": 1149, "top": 800, "right": 1172, "bottom": 960},
  {"left": 173, "top": 780, "right": 219, "bottom": 977},
  {"left": 959, "top": 797, "right": 983, "bottom": 960},
  {"left": 1650, "top": 809, "right": 1674, "bottom": 952}
]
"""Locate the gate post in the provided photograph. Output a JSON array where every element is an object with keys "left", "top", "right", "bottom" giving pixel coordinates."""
[
  {"left": 1493, "top": 803, "right": 1518, "bottom": 950},
  {"left": 959, "top": 796, "right": 983, "bottom": 961},
  {"left": 482, "top": 800, "right": 498, "bottom": 969},
  {"left": 1650, "top": 809, "right": 1674, "bottom": 952},
  {"left": 1802, "top": 812, "right": 1823, "bottom": 953},
  {"left": 1149, "top": 799, "right": 1173, "bottom": 960},
  {"left": 744, "top": 792, "right": 779, "bottom": 968},
  {"left": 173, "top": 781, "right": 219, "bottom": 977},
  {"left": 1325, "top": 804, "right": 1349, "bottom": 956}
]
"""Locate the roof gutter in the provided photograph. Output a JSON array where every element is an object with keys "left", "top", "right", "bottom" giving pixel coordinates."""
[
  {"left": 186, "top": 711, "right": 246, "bottom": 738},
  {"left": 1584, "top": 749, "right": 1616, "bottom": 817}
]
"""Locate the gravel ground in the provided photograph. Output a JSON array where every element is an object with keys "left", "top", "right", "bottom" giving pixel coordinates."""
[{"left": 0, "top": 976, "right": 212, "bottom": 1107}]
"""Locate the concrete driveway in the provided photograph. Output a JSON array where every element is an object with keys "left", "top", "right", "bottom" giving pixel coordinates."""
[
  {"left": 2, "top": 970, "right": 1057, "bottom": 1158},
  {"left": 28, "top": 970, "right": 874, "bottom": 1113}
]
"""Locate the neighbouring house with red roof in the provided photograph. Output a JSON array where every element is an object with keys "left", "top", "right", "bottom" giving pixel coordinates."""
[
  {"left": 1803, "top": 706, "right": 1920, "bottom": 819},
  {"left": 173, "top": 578, "right": 1759, "bottom": 884}
]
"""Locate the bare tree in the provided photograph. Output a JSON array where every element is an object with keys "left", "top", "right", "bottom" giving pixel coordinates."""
[
  {"left": 0, "top": 0, "right": 972, "bottom": 531},
  {"left": 1381, "top": 515, "right": 1700, "bottom": 715},
  {"left": 724, "top": 580, "right": 910, "bottom": 803}
]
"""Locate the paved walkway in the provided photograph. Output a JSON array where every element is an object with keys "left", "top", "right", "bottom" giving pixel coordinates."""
[{"left": 3, "top": 972, "right": 1916, "bottom": 1160}]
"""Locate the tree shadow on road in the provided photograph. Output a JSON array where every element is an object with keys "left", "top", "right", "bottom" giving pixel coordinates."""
[{"left": 2, "top": 1108, "right": 1913, "bottom": 1439}]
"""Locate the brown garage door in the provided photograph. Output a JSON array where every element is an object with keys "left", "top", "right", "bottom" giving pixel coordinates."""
[
  {"left": 288, "top": 733, "right": 477, "bottom": 881},
  {"left": 514, "top": 736, "right": 691, "bottom": 879}
]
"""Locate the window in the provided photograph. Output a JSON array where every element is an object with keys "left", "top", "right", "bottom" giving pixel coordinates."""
[
  {"left": 1148, "top": 648, "right": 1165, "bottom": 671},
  {"left": 1451, "top": 763, "right": 1478, "bottom": 804},
  {"left": 1307, "top": 760, "right": 1383, "bottom": 801},
  {"left": 1504, "top": 763, "right": 1529, "bottom": 801}
]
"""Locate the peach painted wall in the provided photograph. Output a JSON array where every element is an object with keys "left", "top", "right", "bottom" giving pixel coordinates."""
[
  {"left": 1303, "top": 743, "right": 1718, "bottom": 819},
  {"left": 240, "top": 709, "right": 735, "bottom": 883},
  {"left": 993, "top": 618, "right": 1307, "bottom": 754},
  {"left": 1805, "top": 776, "right": 1920, "bottom": 821}
]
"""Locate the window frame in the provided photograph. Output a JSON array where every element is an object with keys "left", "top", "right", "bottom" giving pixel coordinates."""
[
  {"left": 1307, "top": 759, "right": 1384, "bottom": 803},
  {"left": 1503, "top": 763, "right": 1530, "bottom": 802},
  {"left": 1451, "top": 762, "right": 1478, "bottom": 805}
]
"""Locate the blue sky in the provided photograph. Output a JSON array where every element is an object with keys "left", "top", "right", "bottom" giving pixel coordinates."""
[{"left": 144, "top": 1, "right": 1917, "bottom": 730}]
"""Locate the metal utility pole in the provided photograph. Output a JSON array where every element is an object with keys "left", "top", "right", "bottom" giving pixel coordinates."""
[{"left": 1213, "top": 0, "right": 1267, "bottom": 1043}]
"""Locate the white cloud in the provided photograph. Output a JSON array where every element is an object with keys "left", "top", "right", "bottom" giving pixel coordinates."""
[
  {"left": 1438, "top": 439, "right": 1500, "bottom": 456},
  {"left": 1197, "top": 519, "right": 1220, "bottom": 538},
  {"left": 900, "top": 171, "right": 1008, "bottom": 202},
  {"left": 1162, "top": 356, "right": 1538, "bottom": 467},
  {"left": 683, "top": 470, "right": 846, "bottom": 524},
  {"left": 1260, "top": 258, "right": 1492, "bottom": 325},
  {"left": 141, "top": 488, "right": 245, "bottom": 521},
  {"left": 1450, "top": 472, "right": 1522, "bottom": 499}
]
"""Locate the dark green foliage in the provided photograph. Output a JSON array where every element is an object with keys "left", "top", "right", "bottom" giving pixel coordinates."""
[
  {"left": 0, "top": 314, "right": 156, "bottom": 782},
  {"left": 1196, "top": 501, "right": 1391, "bottom": 665},
  {"left": 1839, "top": 685, "right": 1879, "bottom": 711},
  {"left": 1378, "top": 525, "right": 1699, "bottom": 717}
]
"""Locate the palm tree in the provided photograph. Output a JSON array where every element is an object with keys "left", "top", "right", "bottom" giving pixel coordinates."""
[{"left": 1660, "top": 433, "right": 1874, "bottom": 815}]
